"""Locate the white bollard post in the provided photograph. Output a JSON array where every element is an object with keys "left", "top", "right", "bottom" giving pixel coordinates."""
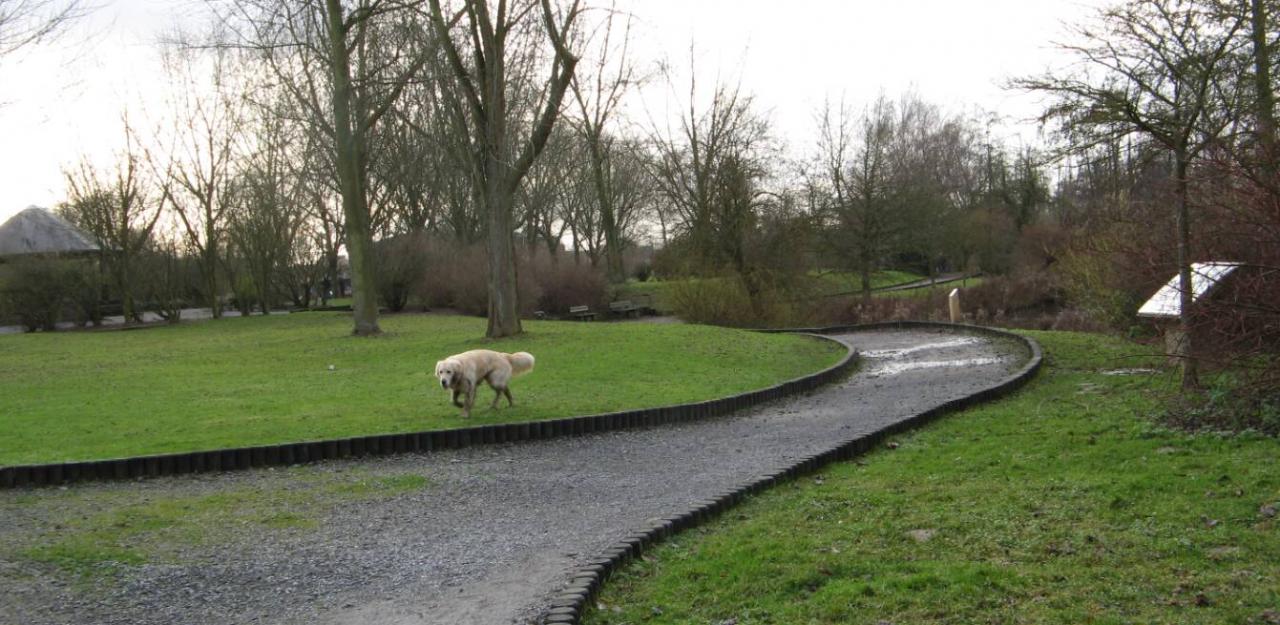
[{"left": 948, "top": 288, "right": 961, "bottom": 323}]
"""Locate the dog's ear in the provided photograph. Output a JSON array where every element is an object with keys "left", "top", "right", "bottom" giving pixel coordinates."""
[{"left": 434, "top": 360, "right": 445, "bottom": 376}]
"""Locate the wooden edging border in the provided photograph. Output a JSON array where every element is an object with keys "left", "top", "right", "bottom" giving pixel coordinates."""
[
  {"left": 0, "top": 334, "right": 857, "bottom": 490},
  {"left": 540, "top": 322, "right": 1043, "bottom": 625}
]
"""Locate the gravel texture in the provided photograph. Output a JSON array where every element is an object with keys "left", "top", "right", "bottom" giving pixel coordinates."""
[{"left": 0, "top": 327, "right": 1028, "bottom": 625}]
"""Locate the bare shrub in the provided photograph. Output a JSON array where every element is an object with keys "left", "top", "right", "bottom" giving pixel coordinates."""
[
  {"left": 667, "top": 278, "right": 753, "bottom": 327},
  {"left": 631, "top": 260, "right": 652, "bottom": 283},
  {"left": 813, "top": 272, "right": 1069, "bottom": 330},
  {"left": 375, "top": 233, "right": 430, "bottom": 312},
  {"left": 1057, "top": 231, "right": 1151, "bottom": 331},
  {"left": 819, "top": 292, "right": 946, "bottom": 326},
  {"left": 1167, "top": 155, "right": 1280, "bottom": 430},
  {"left": 0, "top": 257, "right": 96, "bottom": 331},
  {"left": 226, "top": 263, "right": 258, "bottom": 316},
  {"left": 667, "top": 276, "right": 809, "bottom": 328},
  {"left": 429, "top": 240, "right": 489, "bottom": 315},
  {"left": 1012, "top": 222, "right": 1070, "bottom": 273},
  {"left": 65, "top": 261, "right": 104, "bottom": 326},
  {"left": 530, "top": 257, "right": 606, "bottom": 314},
  {"left": 404, "top": 237, "right": 544, "bottom": 317},
  {"left": 962, "top": 271, "right": 1061, "bottom": 318},
  {"left": 138, "top": 242, "right": 200, "bottom": 323}
]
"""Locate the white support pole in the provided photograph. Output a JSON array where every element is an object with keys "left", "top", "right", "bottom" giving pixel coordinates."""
[{"left": 948, "top": 288, "right": 961, "bottom": 323}]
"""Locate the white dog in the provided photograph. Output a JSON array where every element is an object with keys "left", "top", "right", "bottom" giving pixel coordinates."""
[{"left": 434, "top": 349, "right": 535, "bottom": 417}]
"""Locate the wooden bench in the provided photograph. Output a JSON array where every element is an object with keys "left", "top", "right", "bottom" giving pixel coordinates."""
[
  {"left": 568, "top": 305, "right": 596, "bottom": 321},
  {"left": 609, "top": 299, "right": 642, "bottom": 318},
  {"left": 632, "top": 293, "right": 657, "bottom": 316}
]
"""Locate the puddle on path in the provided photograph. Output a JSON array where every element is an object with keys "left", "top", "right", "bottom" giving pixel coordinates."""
[
  {"left": 860, "top": 336, "right": 982, "bottom": 359},
  {"left": 870, "top": 356, "right": 1006, "bottom": 376}
]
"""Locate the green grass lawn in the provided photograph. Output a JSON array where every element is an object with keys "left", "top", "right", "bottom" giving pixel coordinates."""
[
  {"left": 811, "top": 269, "right": 924, "bottom": 295},
  {"left": 585, "top": 331, "right": 1280, "bottom": 625},
  {"left": 618, "top": 279, "right": 676, "bottom": 313},
  {"left": 0, "top": 314, "right": 843, "bottom": 466}
]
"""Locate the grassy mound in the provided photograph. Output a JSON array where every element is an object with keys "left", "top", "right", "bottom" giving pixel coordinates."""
[
  {"left": 0, "top": 314, "right": 844, "bottom": 466},
  {"left": 586, "top": 331, "right": 1280, "bottom": 625}
]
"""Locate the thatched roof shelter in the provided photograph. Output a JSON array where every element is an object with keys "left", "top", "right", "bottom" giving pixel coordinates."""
[{"left": 0, "top": 207, "right": 100, "bottom": 259}]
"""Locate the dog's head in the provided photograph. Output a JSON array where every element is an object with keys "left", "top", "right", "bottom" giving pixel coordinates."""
[{"left": 434, "top": 358, "right": 460, "bottom": 389}]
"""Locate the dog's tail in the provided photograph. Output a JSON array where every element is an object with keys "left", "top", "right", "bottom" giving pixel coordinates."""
[{"left": 506, "top": 351, "right": 535, "bottom": 377}]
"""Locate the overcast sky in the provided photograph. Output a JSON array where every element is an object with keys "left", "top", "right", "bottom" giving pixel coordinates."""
[{"left": 0, "top": 0, "right": 1107, "bottom": 223}]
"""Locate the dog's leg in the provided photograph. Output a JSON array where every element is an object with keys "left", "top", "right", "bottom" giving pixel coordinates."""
[
  {"left": 503, "top": 387, "right": 514, "bottom": 407},
  {"left": 462, "top": 382, "right": 474, "bottom": 418},
  {"left": 451, "top": 388, "right": 464, "bottom": 408},
  {"left": 490, "top": 385, "right": 503, "bottom": 409}
]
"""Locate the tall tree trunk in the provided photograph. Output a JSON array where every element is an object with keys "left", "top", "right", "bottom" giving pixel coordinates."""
[
  {"left": 118, "top": 209, "right": 136, "bottom": 323},
  {"left": 859, "top": 259, "right": 872, "bottom": 300},
  {"left": 344, "top": 200, "right": 380, "bottom": 335},
  {"left": 585, "top": 136, "right": 625, "bottom": 282},
  {"left": 601, "top": 217, "right": 623, "bottom": 280},
  {"left": 1174, "top": 150, "right": 1198, "bottom": 389},
  {"left": 571, "top": 225, "right": 581, "bottom": 264},
  {"left": 428, "top": 0, "right": 580, "bottom": 339},
  {"left": 119, "top": 263, "right": 135, "bottom": 322},
  {"left": 486, "top": 185, "right": 523, "bottom": 337},
  {"left": 205, "top": 226, "right": 221, "bottom": 319},
  {"left": 525, "top": 208, "right": 539, "bottom": 257},
  {"left": 859, "top": 192, "right": 873, "bottom": 299},
  {"left": 326, "top": 0, "right": 379, "bottom": 336},
  {"left": 1253, "top": 0, "right": 1277, "bottom": 162},
  {"left": 1252, "top": 0, "right": 1278, "bottom": 207},
  {"left": 546, "top": 237, "right": 560, "bottom": 265},
  {"left": 481, "top": 38, "right": 523, "bottom": 338}
]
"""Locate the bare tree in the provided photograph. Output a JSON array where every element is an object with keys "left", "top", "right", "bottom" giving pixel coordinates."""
[
  {"left": 226, "top": 94, "right": 305, "bottom": 314},
  {"left": 292, "top": 118, "right": 346, "bottom": 303},
  {"left": 648, "top": 61, "right": 787, "bottom": 316},
  {"left": 155, "top": 39, "right": 246, "bottom": 319},
  {"left": 599, "top": 136, "right": 653, "bottom": 257},
  {"left": 521, "top": 128, "right": 647, "bottom": 268},
  {"left": 518, "top": 125, "right": 577, "bottom": 259},
  {"left": 814, "top": 95, "right": 901, "bottom": 298},
  {"left": 1241, "top": 0, "right": 1278, "bottom": 192},
  {"left": 568, "top": 1, "right": 635, "bottom": 282},
  {"left": 137, "top": 232, "right": 197, "bottom": 323},
  {"left": 891, "top": 96, "right": 982, "bottom": 279},
  {"left": 373, "top": 63, "right": 477, "bottom": 239},
  {"left": 428, "top": 0, "right": 584, "bottom": 338},
  {"left": 648, "top": 67, "right": 770, "bottom": 270},
  {"left": 0, "top": 0, "right": 87, "bottom": 58},
  {"left": 410, "top": 69, "right": 488, "bottom": 242},
  {"left": 374, "top": 104, "right": 440, "bottom": 234},
  {"left": 322, "top": 0, "right": 430, "bottom": 334},
  {"left": 1014, "top": 0, "right": 1245, "bottom": 388},
  {"left": 1249, "top": 0, "right": 1277, "bottom": 153},
  {"left": 61, "top": 119, "right": 164, "bottom": 323},
  {"left": 215, "top": 0, "right": 433, "bottom": 335}
]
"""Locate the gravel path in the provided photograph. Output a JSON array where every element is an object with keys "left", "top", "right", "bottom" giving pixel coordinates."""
[{"left": 0, "top": 327, "right": 1028, "bottom": 625}]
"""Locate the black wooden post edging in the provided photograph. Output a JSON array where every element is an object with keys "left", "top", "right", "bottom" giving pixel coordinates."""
[
  {"left": 545, "top": 323, "right": 1043, "bottom": 625},
  {"left": 0, "top": 334, "right": 857, "bottom": 490}
]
